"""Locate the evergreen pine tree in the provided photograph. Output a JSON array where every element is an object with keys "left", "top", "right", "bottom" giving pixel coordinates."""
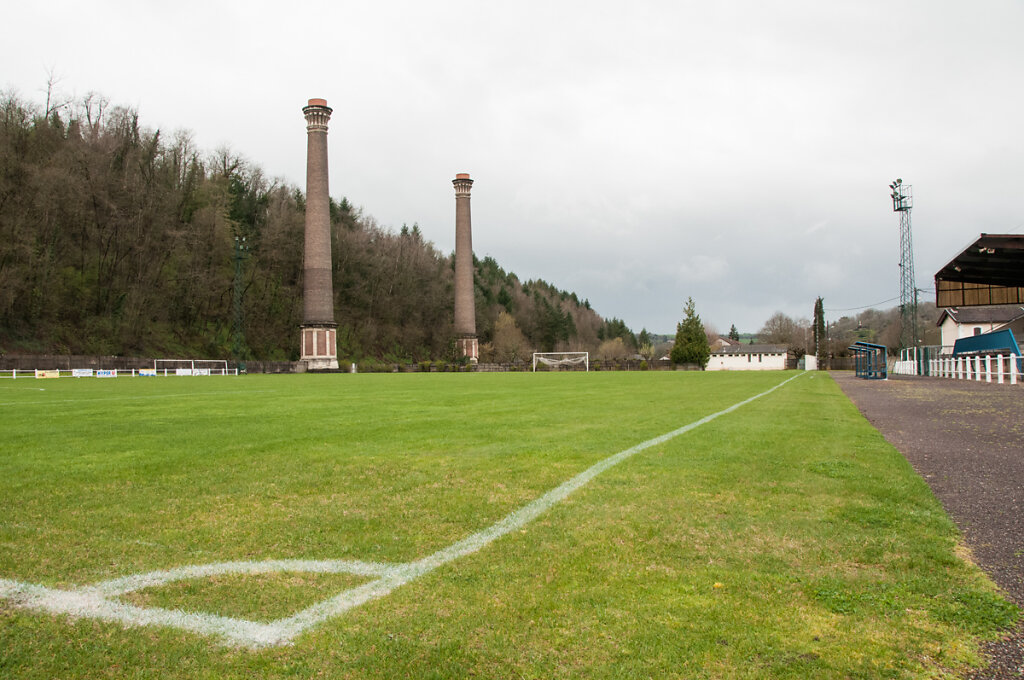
[
  {"left": 728, "top": 324, "right": 740, "bottom": 341},
  {"left": 670, "top": 297, "right": 711, "bottom": 368}
]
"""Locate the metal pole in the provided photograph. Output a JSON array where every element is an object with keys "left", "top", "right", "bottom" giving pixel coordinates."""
[{"left": 232, "top": 235, "right": 248, "bottom": 364}]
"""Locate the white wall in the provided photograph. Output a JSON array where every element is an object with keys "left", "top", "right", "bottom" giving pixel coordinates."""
[{"left": 706, "top": 352, "right": 788, "bottom": 371}]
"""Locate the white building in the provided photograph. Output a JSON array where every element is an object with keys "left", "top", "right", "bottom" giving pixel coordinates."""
[
  {"left": 706, "top": 344, "right": 791, "bottom": 371},
  {"left": 937, "top": 305, "right": 1024, "bottom": 353}
]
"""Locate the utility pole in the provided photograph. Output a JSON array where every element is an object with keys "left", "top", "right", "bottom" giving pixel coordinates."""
[{"left": 232, "top": 235, "right": 249, "bottom": 366}]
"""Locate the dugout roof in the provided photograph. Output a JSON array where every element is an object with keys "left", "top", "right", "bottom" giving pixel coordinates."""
[{"left": 934, "top": 234, "right": 1024, "bottom": 307}]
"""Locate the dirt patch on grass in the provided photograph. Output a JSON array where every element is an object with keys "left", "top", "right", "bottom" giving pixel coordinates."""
[{"left": 832, "top": 372, "right": 1024, "bottom": 679}]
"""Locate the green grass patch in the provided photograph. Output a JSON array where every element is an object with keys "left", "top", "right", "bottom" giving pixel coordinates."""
[
  {"left": 0, "top": 371, "right": 1017, "bottom": 678},
  {"left": 119, "top": 572, "right": 373, "bottom": 623}
]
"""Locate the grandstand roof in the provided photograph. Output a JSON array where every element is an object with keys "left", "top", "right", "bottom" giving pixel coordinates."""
[{"left": 935, "top": 234, "right": 1024, "bottom": 307}]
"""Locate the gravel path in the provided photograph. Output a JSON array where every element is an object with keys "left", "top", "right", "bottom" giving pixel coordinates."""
[{"left": 832, "top": 371, "right": 1024, "bottom": 679}]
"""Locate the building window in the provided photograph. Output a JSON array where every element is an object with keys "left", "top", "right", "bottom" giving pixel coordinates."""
[{"left": 974, "top": 327, "right": 983, "bottom": 336}]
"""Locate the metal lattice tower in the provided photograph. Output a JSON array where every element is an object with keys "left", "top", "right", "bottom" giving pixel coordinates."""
[{"left": 889, "top": 178, "right": 918, "bottom": 349}]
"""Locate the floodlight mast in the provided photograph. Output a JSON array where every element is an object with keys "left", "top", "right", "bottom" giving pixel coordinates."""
[{"left": 890, "top": 178, "right": 918, "bottom": 350}]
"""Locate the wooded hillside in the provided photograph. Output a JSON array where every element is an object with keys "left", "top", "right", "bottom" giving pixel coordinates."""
[{"left": 0, "top": 91, "right": 634, "bottom": 362}]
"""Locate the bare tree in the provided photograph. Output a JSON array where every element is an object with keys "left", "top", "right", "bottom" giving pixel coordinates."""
[
  {"left": 759, "top": 312, "right": 797, "bottom": 344},
  {"left": 704, "top": 321, "right": 720, "bottom": 345},
  {"left": 492, "top": 311, "right": 531, "bottom": 362},
  {"left": 42, "top": 67, "right": 70, "bottom": 120},
  {"left": 597, "top": 337, "right": 628, "bottom": 361},
  {"left": 759, "top": 311, "right": 810, "bottom": 355},
  {"left": 80, "top": 92, "right": 108, "bottom": 142}
]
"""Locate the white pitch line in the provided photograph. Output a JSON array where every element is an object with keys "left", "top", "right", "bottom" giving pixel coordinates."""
[
  {"left": 0, "top": 577, "right": 282, "bottom": 647},
  {"left": 0, "top": 373, "right": 801, "bottom": 648}
]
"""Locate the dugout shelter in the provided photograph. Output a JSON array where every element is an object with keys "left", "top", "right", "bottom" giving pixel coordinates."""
[{"left": 848, "top": 341, "right": 887, "bottom": 380}]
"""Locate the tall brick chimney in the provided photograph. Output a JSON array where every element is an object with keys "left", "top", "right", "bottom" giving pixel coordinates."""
[
  {"left": 300, "top": 98, "right": 339, "bottom": 369},
  {"left": 452, "top": 173, "right": 478, "bottom": 362}
]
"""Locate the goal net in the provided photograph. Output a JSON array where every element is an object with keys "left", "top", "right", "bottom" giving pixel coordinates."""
[
  {"left": 532, "top": 352, "right": 589, "bottom": 372},
  {"left": 154, "top": 359, "right": 231, "bottom": 376}
]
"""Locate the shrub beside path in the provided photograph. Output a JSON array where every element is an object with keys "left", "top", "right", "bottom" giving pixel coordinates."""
[{"left": 832, "top": 371, "right": 1024, "bottom": 679}]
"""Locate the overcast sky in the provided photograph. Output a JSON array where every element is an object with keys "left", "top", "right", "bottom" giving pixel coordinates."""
[{"left": 5, "top": 1, "right": 1023, "bottom": 334}]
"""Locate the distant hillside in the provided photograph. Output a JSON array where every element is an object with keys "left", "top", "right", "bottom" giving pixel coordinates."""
[{"left": 0, "top": 91, "right": 630, "bottom": 362}]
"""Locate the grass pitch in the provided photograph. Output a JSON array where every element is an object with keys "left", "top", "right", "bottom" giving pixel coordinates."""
[{"left": 0, "top": 371, "right": 1017, "bottom": 678}]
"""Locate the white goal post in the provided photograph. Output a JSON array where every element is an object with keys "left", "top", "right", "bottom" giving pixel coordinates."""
[
  {"left": 532, "top": 352, "right": 589, "bottom": 372},
  {"left": 154, "top": 359, "right": 232, "bottom": 376}
]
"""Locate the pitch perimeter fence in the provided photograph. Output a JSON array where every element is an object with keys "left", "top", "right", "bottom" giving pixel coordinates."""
[
  {"left": 929, "top": 354, "right": 1021, "bottom": 385},
  {"left": 0, "top": 355, "right": 295, "bottom": 378},
  {"left": 0, "top": 355, "right": 714, "bottom": 377}
]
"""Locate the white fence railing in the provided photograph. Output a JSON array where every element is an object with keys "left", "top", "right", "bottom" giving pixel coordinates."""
[{"left": 929, "top": 355, "right": 1020, "bottom": 385}]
